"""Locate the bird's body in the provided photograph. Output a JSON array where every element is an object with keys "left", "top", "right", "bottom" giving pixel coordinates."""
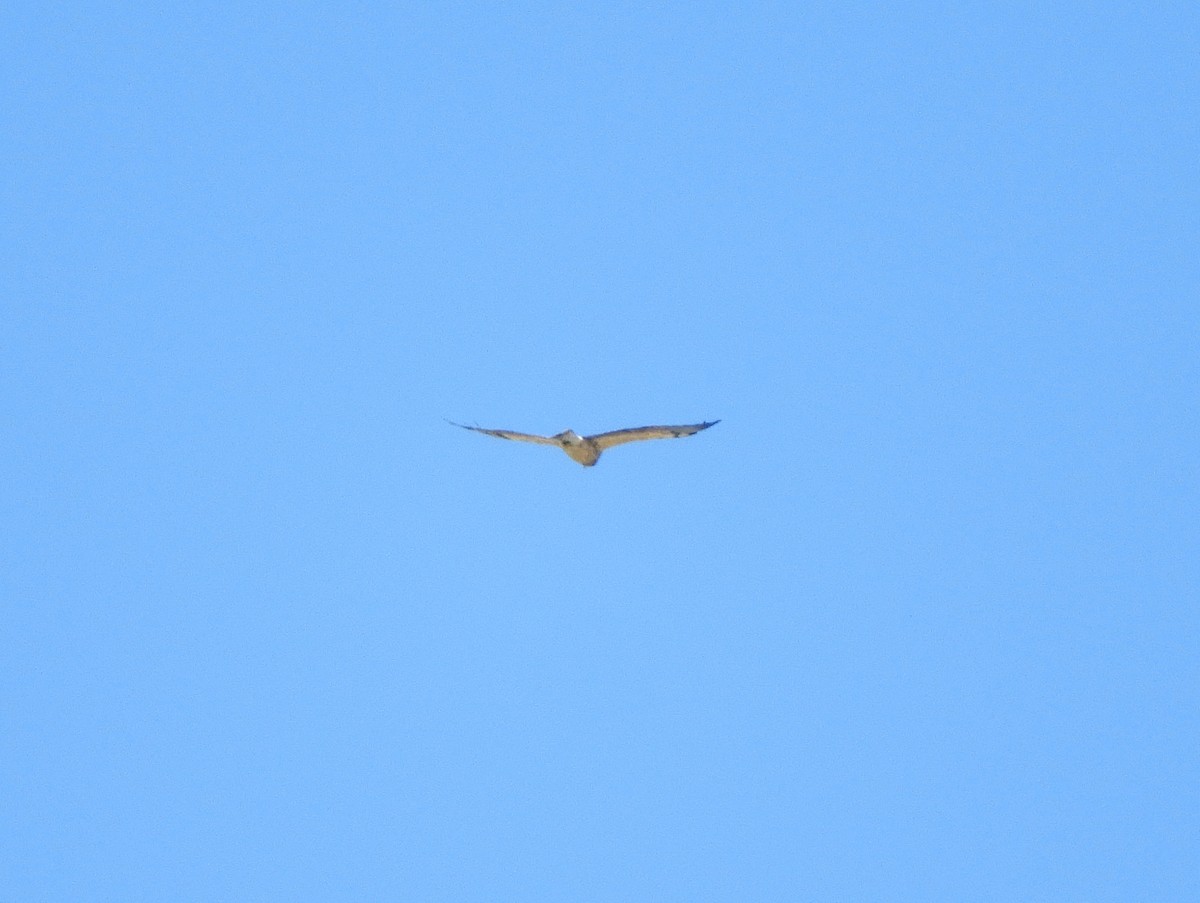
[
  {"left": 450, "top": 420, "right": 719, "bottom": 467},
  {"left": 556, "top": 429, "right": 602, "bottom": 466}
]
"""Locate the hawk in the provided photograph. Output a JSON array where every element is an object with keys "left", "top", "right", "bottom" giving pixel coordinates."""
[{"left": 450, "top": 419, "right": 719, "bottom": 467}]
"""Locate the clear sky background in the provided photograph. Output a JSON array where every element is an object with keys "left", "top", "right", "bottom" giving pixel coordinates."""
[{"left": 3, "top": 2, "right": 1197, "bottom": 900}]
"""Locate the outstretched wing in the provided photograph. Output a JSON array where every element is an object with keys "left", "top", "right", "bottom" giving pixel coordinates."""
[
  {"left": 448, "top": 421, "right": 558, "bottom": 446},
  {"left": 588, "top": 420, "right": 720, "bottom": 451}
]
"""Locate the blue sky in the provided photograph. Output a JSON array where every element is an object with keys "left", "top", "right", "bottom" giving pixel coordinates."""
[{"left": 3, "top": 2, "right": 1196, "bottom": 899}]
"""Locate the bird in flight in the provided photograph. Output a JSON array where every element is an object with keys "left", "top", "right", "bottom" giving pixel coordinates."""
[{"left": 449, "top": 419, "right": 720, "bottom": 467}]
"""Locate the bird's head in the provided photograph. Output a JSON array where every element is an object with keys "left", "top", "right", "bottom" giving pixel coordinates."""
[{"left": 558, "top": 429, "right": 583, "bottom": 445}]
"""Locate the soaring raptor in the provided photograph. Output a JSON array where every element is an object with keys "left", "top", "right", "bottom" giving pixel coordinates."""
[{"left": 450, "top": 419, "right": 719, "bottom": 467}]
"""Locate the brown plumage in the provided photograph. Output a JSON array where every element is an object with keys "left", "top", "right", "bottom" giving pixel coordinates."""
[{"left": 449, "top": 420, "right": 720, "bottom": 467}]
